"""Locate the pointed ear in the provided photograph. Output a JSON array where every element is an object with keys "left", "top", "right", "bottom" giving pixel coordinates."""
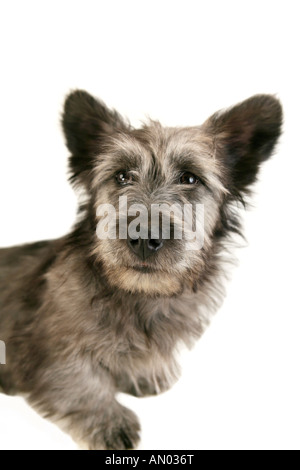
[
  {"left": 62, "top": 90, "right": 127, "bottom": 184},
  {"left": 204, "top": 95, "right": 283, "bottom": 196}
]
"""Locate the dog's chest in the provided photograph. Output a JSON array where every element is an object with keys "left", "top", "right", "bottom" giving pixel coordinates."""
[{"left": 93, "top": 295, "right": 202, "bottom": 373}]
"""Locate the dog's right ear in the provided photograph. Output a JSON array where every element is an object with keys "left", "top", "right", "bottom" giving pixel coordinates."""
[{"left": 62, "top": 90, "right": 126, "bottom": 185}]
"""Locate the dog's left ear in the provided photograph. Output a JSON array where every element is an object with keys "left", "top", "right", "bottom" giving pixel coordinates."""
[
  {"left": 62, "top": 90, "right": 127, "bottom": 185},
  {"left": 203, "top": 94, "right": 283, "bottom": 196}
]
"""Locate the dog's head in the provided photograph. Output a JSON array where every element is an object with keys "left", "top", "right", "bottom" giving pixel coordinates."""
[{"left": 62, "top": 91, "right": 282, "bottom": 296}]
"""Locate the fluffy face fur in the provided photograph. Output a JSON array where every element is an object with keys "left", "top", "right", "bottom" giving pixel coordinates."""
[{"left": 0, "top": 91, "right": 282, "bottom": 449}]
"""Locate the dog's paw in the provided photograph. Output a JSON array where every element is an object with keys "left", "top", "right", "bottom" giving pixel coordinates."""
[{"left": 90, "top": 405, "right": 141, "bottom": 450}]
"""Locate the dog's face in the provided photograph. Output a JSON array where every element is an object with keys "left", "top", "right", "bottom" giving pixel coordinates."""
[{"left": 63, "top": 91, "right": 282, "bottom": 296}]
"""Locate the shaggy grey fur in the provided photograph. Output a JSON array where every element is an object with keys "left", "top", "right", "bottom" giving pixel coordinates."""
[{"left": 0, "top": 91, "right": 282, "bottom": 449}]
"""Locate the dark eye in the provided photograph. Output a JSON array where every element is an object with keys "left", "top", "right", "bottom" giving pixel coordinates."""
[
  {"left": 179, "top": 172, "right": 199, "bottom": 185},
  {"left": 116, "top": 171, "right": 134, "bottom": 185}
]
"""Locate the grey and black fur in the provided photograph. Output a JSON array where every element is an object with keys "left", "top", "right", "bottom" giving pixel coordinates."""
[{"left": 0, "top": 91, "right": 282, "bottom": 449}]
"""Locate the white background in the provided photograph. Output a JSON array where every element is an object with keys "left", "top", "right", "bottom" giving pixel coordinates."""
[{"left": 0, "top": 0, "right": 299, "bottom": 450}]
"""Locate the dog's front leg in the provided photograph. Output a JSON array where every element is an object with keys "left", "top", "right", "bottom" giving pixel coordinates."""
[
  {"left": 116, "top": 374, "right": 171, "bottom": 397},
  {"left": 114, "top": 359, "right": 179, "bottom": 398},
  {"left": 28, "top": 360, "right": 140, "bottom": 450}
]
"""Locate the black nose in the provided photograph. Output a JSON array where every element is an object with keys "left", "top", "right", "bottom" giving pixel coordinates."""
[{"left": 127, "top": 237, "right": 164, "bottom": 260}]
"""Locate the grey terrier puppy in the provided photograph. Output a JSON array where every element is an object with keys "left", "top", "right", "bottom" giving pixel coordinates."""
[{"left": 0, "top": 91, "right": 282, "bottom": 449}]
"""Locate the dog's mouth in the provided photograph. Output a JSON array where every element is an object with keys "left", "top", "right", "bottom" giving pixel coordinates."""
[{"left": 131, "top": 263, "right": 158, "bottom": 274}]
